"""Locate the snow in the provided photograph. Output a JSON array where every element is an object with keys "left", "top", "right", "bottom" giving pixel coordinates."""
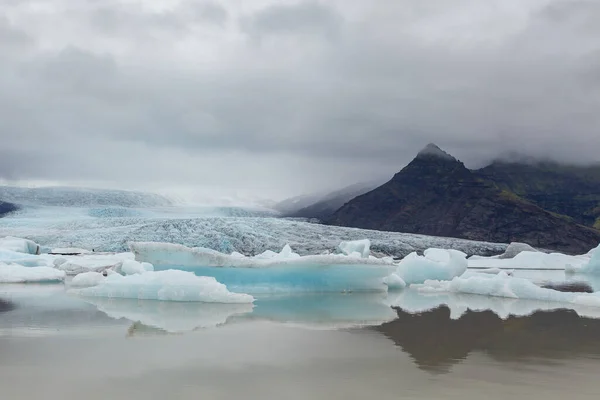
[
  {"left": 0, "top": 236, "right": 41, "bottom": 255},
  {"left": 339, "top": 239, "right": 371, "bottom": 258},
  {"left": 0, "top": 263, "right": 65, "bottom": 283},
  {"left": 415, "top": 271, "right": 600, "bottom": 312},
  {"left": 468, "top": 251, "right": 590, "bottom": 270},
  {"left": 130, "top": 242, "right": 395, "bottom": 293},
  {"left": 70, "top": 272, "right": 105, "bottom": 287},
  {"left": 70, "top": 270, "right": 255, "bottom": 303},
  {"left": 566, "top": 244, "right": 600, "bottom": 275},
  {"left": 393, "top": 249, "right": 468, "bottom": 285}
]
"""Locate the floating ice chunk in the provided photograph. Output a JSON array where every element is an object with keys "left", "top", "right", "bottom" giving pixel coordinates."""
[
  {"left": 566, "top": 244, "right": 600, "bottom": 275},
  {"left": 115, "top": 260, "right": 154, "bottom": 275},
  {"left": 83, "top": 297, "right": 254, "bottom": 333},
  {"left": 0, "top": 236, "right": 41, "bottom": 255},
  {"left": 469, "top": 251, "right": 589, "bottom": 270},
  {"left": 70, "top": 271, "right": 105, "bottom": 287},
  {"left": 129, "top": 242, "right": 395, "bottom": 293},
  {"left": 498, "top": 242, "right": 540, "bottom": 259},
  {"left": 383, "top": 273, "right": 406, "bottom": 290},
  {"left": 416, "top": 271, "right": 600, "bottom": 310},
  {"left": 70, "top": 270, "right": 255, "bottom": 303},
  {"left": 0, "top": 263, "right": 65, "bottom": 283},
  {"left": 393, "top": 249, "right": 467, "bottom": 285},
  {"left": 339, "top": 239, "right": 371, "bottom": 258},
  {"left": 130, "top": 242, "right": 394, "bottom": 269},
  {"left": 54, "top": 253, "right": 135, "bottom": 275}
]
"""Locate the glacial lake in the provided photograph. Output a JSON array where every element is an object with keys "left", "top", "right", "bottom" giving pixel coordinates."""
[{"left": 2, "top": 274, "right": 600, "bottom": 399}]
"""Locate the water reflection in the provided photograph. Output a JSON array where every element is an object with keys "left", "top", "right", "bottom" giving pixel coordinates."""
[{"left": 377, "top": 306, "right": 600, "bottom": 373}]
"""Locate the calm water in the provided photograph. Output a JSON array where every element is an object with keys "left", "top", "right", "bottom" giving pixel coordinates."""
[{"left": 3, "top": 274, "right": 600, "bottom": 399}]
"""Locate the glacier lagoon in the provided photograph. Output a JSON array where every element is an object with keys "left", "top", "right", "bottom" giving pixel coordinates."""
[{"left": 3, "top": 204, "right": 600, "bottom": 398}]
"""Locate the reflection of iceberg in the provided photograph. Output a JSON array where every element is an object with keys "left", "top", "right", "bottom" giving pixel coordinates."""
[
  {"left": 83, "top": 297, "right": 254, "bottom": 333},
  {"left": 247, "top": 293, "right": 398, "bottom": 329},
  {"left": 131, "top": 242, "right": 395, "bottom": 293}
]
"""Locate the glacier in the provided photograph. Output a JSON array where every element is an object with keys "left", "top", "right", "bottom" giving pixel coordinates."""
[
  {"left": 0, "top": 205, "right": 507, "bottom": 257},
  {"left": 69, "top": 270, "right": 255, "bottom": 303}
]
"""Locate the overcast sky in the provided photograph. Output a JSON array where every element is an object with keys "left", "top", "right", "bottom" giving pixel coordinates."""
[{"left": 1, "top": 0, "right": 599, "bottom": 201}]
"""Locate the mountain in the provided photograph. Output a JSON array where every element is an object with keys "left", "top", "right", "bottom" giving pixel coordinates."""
[
  {"left": 327, "top": 144, "right": 600, "bottom": 254},
  {"left": 281, "top": 181, "right": 385, "bottom": 220},
  {"left": 477, "top": 161, "right": 600, "bottom": 228},
  {"left": 0, "top": 186, "right": 172, "bottom": 208},
  {"left": 0, "top": 201, "right": 19, "bottom": 217}
]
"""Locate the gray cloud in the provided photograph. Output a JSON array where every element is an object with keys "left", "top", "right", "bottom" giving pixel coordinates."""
[{"left": 1, "top": 0, "right": 600, "bottom": 200}]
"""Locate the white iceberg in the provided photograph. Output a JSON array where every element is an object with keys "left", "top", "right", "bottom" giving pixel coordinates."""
[
  {"left": 469, "top": 251, "right": 590, "bottom": 270},
  {"left": 383, "top": 273, "right": 406, "bottom": 290},
  {"left": 0, "top": 263, "right": 65, "bottom": 283},
  {"left": 0, "top": 236, "right": 41, "bottom": 255},
  {"left": 115, "top": 260, "right": 154, "bottom": 275},
  {"left": 415, "top": 271, "right": 600, "bottom": 312},
  {"left": 54, "top": 253, "right": 134, "bottom": 275},
  {"left": 338, "top": 239, "right": 371, "bottom": 258},
  {"left": 393, "top": 249, "right": 468, "bottom": 285},
  {"left": 69, "top": 270, "right": 254, "bottom": 303},
  {"left": 566, "top": 244, "right": 600, "bottom": 275},
  {"left": 129, "top": 242, "right": 395, "bottom": 293},
  {"left": 70, "top": 272, "right": 106, "bottom": 288}
]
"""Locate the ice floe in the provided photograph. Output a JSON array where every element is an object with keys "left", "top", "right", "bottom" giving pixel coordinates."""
[
  {"left": 393, "top": 249, "right": 468, "bottom": 285},
  {"left": 69, "top": 270, "right": 255, "bottom": 303},
  {"left": 0, "top": 263, "right": 65, "bottom": 283}
]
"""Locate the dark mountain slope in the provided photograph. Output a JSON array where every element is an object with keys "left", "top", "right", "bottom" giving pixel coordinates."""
[{"left": 327, "top": 144, "right": 600, "bottom": 254}]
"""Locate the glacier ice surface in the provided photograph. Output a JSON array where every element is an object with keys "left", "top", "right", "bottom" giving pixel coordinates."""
[
  {"left": 394, "top": 249, "right": 468, "bottom": 285},
  {"left": 69, "top": 270, "right": 255, "bottom": 303}
]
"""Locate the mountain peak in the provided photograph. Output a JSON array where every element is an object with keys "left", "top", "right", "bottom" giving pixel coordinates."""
[{"left": 416, "top": 143, "right": 457, "bottom": 161}]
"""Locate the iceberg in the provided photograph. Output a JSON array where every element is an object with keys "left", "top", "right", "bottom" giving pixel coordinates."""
[
  {"left": 0, "top": 263, "right": 65, "bottom": 283},
  {"left": 393, "top": 249, "right": 468, "bottom": 285},
  {"left": 130, "top": 242, "right": 396, "bottom": 293},
  {"left": 53, "top": 253, "right": 134, "bottom": 275},
  {"left": 83, "top": 297, "right": 254, "bottom": 333},
  {"left": 566, "top": 244, "right": 600, "bottom": 275},
  {"left": 469, "top": 251, "right": 590, "bottom": 270},
  {"left": 338, "top": 239, "right": 371, "bottom": 258},
  {"left": 69, "top": 270, "right": 254, "bottom": 303},
  {"left": 415, "top": 271, "right": 600, "bottom": 312},
  {"left": 0, "top": 236, "right": 41, "bottom": 255},
  {"left": 70, "top": 272, "right": 106, "bottom": 288}
]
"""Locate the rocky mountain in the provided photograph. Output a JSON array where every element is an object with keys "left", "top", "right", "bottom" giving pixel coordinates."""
[
  {"left": 327, "top": 144, "right": 600, "bottom": 254},
  {"left": 477, "top": 161, "right": 600, "bottom": 228}
]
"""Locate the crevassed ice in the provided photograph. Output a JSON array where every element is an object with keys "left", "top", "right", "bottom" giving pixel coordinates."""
[{"left": 69, "top": 270, "right": 255, "bottom": 303}]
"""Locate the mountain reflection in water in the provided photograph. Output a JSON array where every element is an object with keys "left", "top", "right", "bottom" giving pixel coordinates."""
[{"left": 376, "top": 306, "right": 600, "bottom": 373}]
